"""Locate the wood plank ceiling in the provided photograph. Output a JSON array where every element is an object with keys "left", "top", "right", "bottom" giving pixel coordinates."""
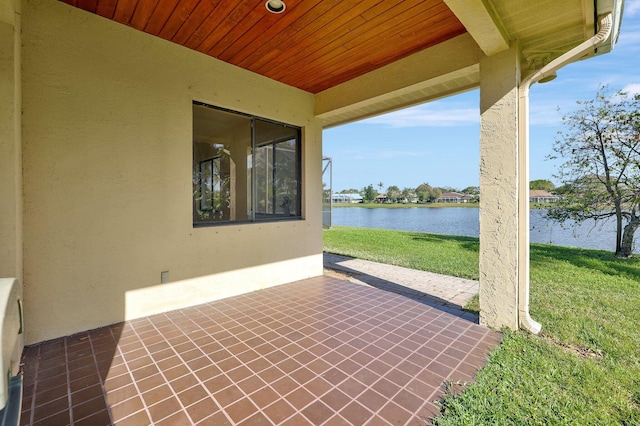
[{"left": 61, "top": 0, "right": 467, "bottom": 94}]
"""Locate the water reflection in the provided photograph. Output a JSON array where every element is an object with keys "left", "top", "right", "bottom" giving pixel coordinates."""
[{"left": 331, "top": 207, "right": 639, "bottom": 254}]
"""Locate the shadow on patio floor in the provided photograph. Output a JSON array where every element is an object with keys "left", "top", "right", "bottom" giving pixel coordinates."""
[
  {"left": 21, "top": 276, "right": 500, "bottom": 425},
  {"left": 323, "top": 253, "right": 479, "bottom": 320}
]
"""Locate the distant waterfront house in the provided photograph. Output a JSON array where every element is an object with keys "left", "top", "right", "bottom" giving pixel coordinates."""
[
  {"left": 332, "top": 193, "right": 363, "bottom": 203},
  {"left": 437, "top": 192, "right": 475, "bottom": 203},
  {"left": 530, "top": 190, "right": 560, "bottom": 203},
  {"left": 375, "top": 194, "right": 389, "bottom": 203},
  {"left": 400, "top": 196, "right": 419, "bottom": 204}
]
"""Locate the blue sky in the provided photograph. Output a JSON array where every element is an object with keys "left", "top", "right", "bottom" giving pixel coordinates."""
[{"left": 323, "top": 1, "right": 640, "bottom": 192}]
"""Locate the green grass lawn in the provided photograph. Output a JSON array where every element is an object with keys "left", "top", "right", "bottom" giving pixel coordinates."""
[{"left": 323, "top": 226, "right": 640, "bottom": 424}]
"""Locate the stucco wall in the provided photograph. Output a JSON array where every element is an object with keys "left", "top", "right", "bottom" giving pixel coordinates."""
[
  {"left": 0, "top": 0, "right": 21, "bottom": 282},
  {"left": 0, "top": 0, "right": 23, "bottom": 373},
  {"left": 478, "top": 45, "right": 520, "bottom": 329},
  {"left": 21, "top": 0, "right": 323, "bottom": 344}
]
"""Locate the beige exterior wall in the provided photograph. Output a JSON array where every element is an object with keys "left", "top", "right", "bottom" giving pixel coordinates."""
[
  {"left": 0, "top": 0, "right": 23, "bottom": 373},
  {"left": 21, "top": 0, "right": 323, "bottom": 344},
  {"left": 0, "top": 0, "right": 21, "bottom": 282},
  {"left": 478, "top": 45, "right": 521, "bottom": 329}
]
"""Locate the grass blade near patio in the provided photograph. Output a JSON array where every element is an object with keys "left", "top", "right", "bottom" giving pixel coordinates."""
[{"left": 323, "top": 226, "right": 640, "bottom": 424}]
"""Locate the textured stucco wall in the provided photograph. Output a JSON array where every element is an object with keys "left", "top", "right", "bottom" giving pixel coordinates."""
[
  {"left": 0, "top": 0, "right": 21, "bottom": 282},
  {"left": 21, "top": 0, "right": 323, "bottom": 344},
  {"left": 0, "top": 0, "right": 23, "bottom": 374},
  {"left": 478, "top": 45, "right": 521, "bottom": 330}
]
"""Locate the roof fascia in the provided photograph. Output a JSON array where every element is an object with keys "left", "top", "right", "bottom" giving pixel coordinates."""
[{"left": 444, "top": 0, "right": 509, "bottom": 56}]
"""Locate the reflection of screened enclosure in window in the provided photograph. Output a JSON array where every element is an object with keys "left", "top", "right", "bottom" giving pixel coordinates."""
[
  {"left": 322, "top": 157, "right": 332, "bottom": 229},
  {"left": 193, "top": 102, "right": 301, "bottom": 226},
  {"left": 254, "top": 119, "right": 300, "bottom": 220},
  {"left": 199, "top": 157, "right": 221, "bottom": 212}
]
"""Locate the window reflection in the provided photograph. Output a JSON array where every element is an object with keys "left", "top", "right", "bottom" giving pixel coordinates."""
[{"left": 193, "top": 103, "right": 301, "bottom": 226}]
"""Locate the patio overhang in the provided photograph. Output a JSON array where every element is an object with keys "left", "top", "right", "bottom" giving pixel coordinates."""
[
  {"left": 55, "top": 0, "right": 624, "bottom": 128},
  {"left": 0, "top": 0, "right": 625, "bottom": 345}
]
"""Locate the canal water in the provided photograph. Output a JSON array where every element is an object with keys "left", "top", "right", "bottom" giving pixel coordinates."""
[{"left": 331, "top": 207, "right": 640, "bottom": 254}]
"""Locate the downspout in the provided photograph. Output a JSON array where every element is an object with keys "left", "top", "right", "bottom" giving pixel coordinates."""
[{"left": 517, "top": 13, "right": 613, "bottom": 334}]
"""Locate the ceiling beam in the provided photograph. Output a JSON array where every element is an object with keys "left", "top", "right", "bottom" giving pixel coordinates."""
[
  {"left": 444, "top": 0, "right": 509, "bottom": 56},
  {"left": 315, "top": 33, "right": 483, "bottom": 128}
]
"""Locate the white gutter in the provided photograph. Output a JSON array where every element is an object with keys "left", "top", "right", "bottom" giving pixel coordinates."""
[
  {"left": 522, "top": 13, "right": 613, "bottom": 89},
  {"left": 596, "top": 0, "right": 624, "bottom": 54},
  {"left": 516, "top": 13, "right": 613, "bottom": 334}
]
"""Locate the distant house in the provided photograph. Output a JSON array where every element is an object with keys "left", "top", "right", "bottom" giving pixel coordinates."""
[
  {"left": 437, "top": 192, "right": 475, "bottom": 203},
  {"left": 375, "top": 194, "right": 389, "bottom": 203},
  {"left": 399, "top": 196, "right": 419, "bottom": 204},
  {"left": 332, "top": 193, "right": 363, "bottom": 203},
  {"left": 529, "top": 190, "right": 560, "bottom": 203}
]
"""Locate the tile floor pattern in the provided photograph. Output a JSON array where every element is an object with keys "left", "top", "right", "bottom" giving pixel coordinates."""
[
  {"left": 323, "top": 253, "right": 479, "bottom": 314},
  {"left": 20, "top": 276, "right": 501, "bottom": 425}
]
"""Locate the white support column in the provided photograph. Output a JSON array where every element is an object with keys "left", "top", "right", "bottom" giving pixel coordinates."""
[{"left": 478, "top": 44, "right": 521, "bottom": 330}]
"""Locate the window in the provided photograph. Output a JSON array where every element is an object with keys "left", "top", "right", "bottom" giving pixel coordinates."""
[{"left": 193, "top": 102, "right": 301, "bottom": 226}]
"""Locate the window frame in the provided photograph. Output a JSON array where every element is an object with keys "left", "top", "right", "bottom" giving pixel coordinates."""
[{"left": 193, "top": 101, "right": 303, "bottom": 227}]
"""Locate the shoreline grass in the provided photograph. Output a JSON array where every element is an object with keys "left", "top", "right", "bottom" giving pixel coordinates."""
[
  {"left": 332, "top": 202, "right": 552, "bottom": 209},
  {"left": 324, "top": 226, "right": 480, "bottom": 280},
  {"left": 323, "top": 226, "right": 640, "bottom": 424},
  {"left": 331, "top": 202, "right": 479, "bottom": 208}
]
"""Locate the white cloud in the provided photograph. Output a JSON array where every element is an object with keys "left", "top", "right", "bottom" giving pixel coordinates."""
[
  {"left": 618, "top": 27, "right": 640, "bottom": 48},
  {"left": 376, "top": 150, "right": 429, "bottom": 159},
  {"left": 529, "top": 104, "right": 563, "bottom": 126},
  {"left": 529, "top": 85, "right": 584, "bottom": 126},
  {"left": 362, "top": 104, "right": 479, "bottom": 128},
  {"left": 626, "top": 0, "right": 640, "bottom": 17},
  {"left": 350, "top": 149, "right": 430, "bottom": 160},
  {"left": 621, "top": 83, "right": 640, "bottom": 95}
]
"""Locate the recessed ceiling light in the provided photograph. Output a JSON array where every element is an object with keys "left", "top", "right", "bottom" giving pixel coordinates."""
[{"left": 265, "top": 0, "right": 286, "bottom": 14}]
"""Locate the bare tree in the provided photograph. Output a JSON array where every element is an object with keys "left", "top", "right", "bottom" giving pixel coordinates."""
[{"left": 547, "top": 87, "right": 640, "bottom": 257}]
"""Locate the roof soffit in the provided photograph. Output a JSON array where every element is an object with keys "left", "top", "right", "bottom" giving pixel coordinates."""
[
  {"left": 57, "top": 0, "right": 621, "bottom": 128},
  {"left": 490, "top": 0, "right": 597, "bottom": 73},
  {"left": 60, "top": 0, "right": 468, "bottom": 94},
  {"left": 316, "top": 33, "right": 482, "bottom": 128}
]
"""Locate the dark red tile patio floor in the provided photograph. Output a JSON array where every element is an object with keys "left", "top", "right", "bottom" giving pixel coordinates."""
[{"left": 20, "top": 276, "right": 501, "bottom": 425}]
